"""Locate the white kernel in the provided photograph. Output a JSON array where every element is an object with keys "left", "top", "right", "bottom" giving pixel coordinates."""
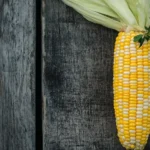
[
  {"left": 118, "top": 86, "right": 122, "bottom": 89},
  {"left": 136, "top": 115, "right": 142, "bottom": 118},
  {"left": 120, "top": 129, "right": 124, "bottom": 132},
  {"left": 144, "top": 66, "right": 148, "bottom": 69},
  {"left": 123, "top": 81, "right": 129, "bottom": 84},
  {"left": 118, "top": 74, "right": 123, "bottom": 77},
  {"left": 116, "top": 99, "right": 122, "bottom": 102},
  {"left": 143, "top": 106, "right": 148, "bottom": 109},
  {"left": 130, "top": 140, "right": 135, "bottom": 144},
  {"left": 130, "top": 47, "right": 136, "bottom": 51},
  {"left": 143, "top": 114, "right": 148, "bottom": 116},
  {"left": 119, "top": 57, "right": 123, "bottom": 60},
  {"left": 137, "top": 79, "right": 143, "bottom": 82},
  {"left": 123, "top": 111, "right": 128, "bottom": 114},
  {"left": 131, "top": 57, "right": 136, "bottom": 60},
  {"left": 129, "top": 130, "right": 135, "bottom": 133},
  {"left": 143, "top": 127, "right": 147, "bottom": 130},
  {"left": 124, "top": 72, "right": 130, "bottom": 74},
  {"left": 124, "top": 88, "right": 129, "bottom": 90},
  {"left": 119, "top": 106, "right": 123, "bottom": 109},
  {"left": 143, "top": 56, "right": 149, "bottom": 58},
  {"left": 130, "top": 69, "right": 136, "bottom": 72},
  {"left": 125, "top": 46, "right": 129, "bottom": 49},
  {"left": 123, "top": 78, "right": 129, "bottom": 81},
  {"left": 143, "top": 99, "right": 149, "bottom": 103},
  {"left": 125, "top": 52, "right": 130, "bottom": 54},
  {"left": 118, "top": 64, "right": 123, "bottom": 66},
  {"left": 137, "top": 104, "right": 143, "bottom": 107},
  {"left": 137, "top": 111, "right": 142, "bottom": 115},
  {"left": 130, "top": 44, "right": 135, "bottom": 48},
  {"left": 144, "top": 88, "right": 149, "bottom": 91},
  {"left": 118, "top": 67, "right": 123, "bottom": 69},
  {"left": 144, "top": 102, "right": 149, "bottom": 105},
  {"left": 130, "top": 137, "right": 136, "bottom": 140},
  {"left": 137, "top": 94, "right": 143, "bottom": 97},
  {"left": 130, "top": 66, "right": 136, "bottom": 69},
  {"left": 137, "top": 98, "right": 143, "bottom": 101},
  {"left": 123, "top": 141, "right": 129, "bottom": 145},
  {"left": 137, "top": 56, "right": 143, "bottom": 59},
  {"left": 144, "top": 69, "right": 149, "bottom": 72},
  {"left": 136, "top": 126, "right": 142, "bottom": 129},
  {"left": 118, "top": 76, "right": 123, "bottom": 79},
  {"left": 137, "top": 65, "right": 143, "bottom": 68},
  {"left": 118, "top": 60, "right": 123, "bottom": 63}
]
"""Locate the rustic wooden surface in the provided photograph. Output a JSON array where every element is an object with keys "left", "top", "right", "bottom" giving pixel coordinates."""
[
  {"left": 0, "top": 0, "right": 35, "bottom": 150},
  {"left": 42, "top": 0, "right": 143, "bottom": 150}
]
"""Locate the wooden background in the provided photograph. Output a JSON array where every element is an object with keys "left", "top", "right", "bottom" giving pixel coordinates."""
[
  {"left": 0, "top": 0, "right": 35, "bottom": 150},
  {"left": 0, "top": 0, "right": 150, "bottom": 150}
]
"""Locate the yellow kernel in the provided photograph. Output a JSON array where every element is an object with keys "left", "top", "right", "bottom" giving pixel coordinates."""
[
  {"left": 129, "top": 127, "right": 135, "bottom": 130},
  {"left": 130, "top": 133, "right": 135, "bottom": 137},
  {"left": 136, "top": 136, "right": 141, "bottom": 139},
  {"left": 129, "top": 113, "right": 136, "bottom": 117},
  {"left": 130, "top": 145, "right": 135, "bottom": 149}
]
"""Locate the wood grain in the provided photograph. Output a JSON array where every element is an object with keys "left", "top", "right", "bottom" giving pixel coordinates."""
[{"left": 0, "top": 0, "right": 35, "bottom": 150}]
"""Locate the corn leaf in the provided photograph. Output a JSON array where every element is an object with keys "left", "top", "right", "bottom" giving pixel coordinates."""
[
  {"left": 65, "top": 0, "right": 119, "bottom": 19},
  {"left": 136, "top": 0, "right": 146, "bottom": 28},
  {"left": 62, "top": 0, "right": 150, "bottom": 32},
  {"left": 125, "top": 0, "right": 138, "bottom": 20},
  {"left": 103, "top": 0, "right": 137, "bottom": 25},
  {"left": 144, "top": 0, "right": 150, "bottom": 27},
  {"left": 126, "top": 0, "right": 149, "bottom": 29},
  {"left": 63, "top": 0, "right": 125, "bottom": 31}
]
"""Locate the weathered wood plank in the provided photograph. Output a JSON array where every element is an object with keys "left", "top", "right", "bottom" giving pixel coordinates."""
[
  {"left": 42, "top": 0, "right": 150, "bottom": 150},
  {"left": 0, "top": 0, "right": 35, "bottom": 150}
]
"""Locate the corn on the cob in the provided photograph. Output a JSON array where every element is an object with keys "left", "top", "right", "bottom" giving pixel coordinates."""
[
  {"left": 113, "top": 31, "right": 150, "bottom": 149},
  {"left": 62, "top": 0, "right": 150, "bottom": 149}
]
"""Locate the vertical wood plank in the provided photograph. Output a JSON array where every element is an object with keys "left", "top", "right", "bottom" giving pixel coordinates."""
[
  {"left": 0, "top": 0, "right": 35, "bottom": 150},
  {"left": 42, "top": 0, "right": 150, "bottom": 150}
]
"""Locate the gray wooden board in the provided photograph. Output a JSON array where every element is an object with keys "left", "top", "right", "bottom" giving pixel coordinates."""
[
  {"left": 42, "top": 0, "right": 150, "bottom": 150},
  {"left": 0, "top": 0, "right": 35, "bottom": 150}
]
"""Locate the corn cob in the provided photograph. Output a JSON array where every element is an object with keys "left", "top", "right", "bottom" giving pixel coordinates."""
[
  {"left": 62, "top": 0, "right": 150, "bottom": 149},
  {"left": 113, "top": 31, "right": 150, "bottom": 149}
]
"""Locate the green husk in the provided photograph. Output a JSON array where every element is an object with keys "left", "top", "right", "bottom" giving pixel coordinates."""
[
  {"left": 62, "top": 0, "right": 150, "bottom": 32},
  {"left": 63, "top": 0, "right": 125, "bottom": 31}
]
